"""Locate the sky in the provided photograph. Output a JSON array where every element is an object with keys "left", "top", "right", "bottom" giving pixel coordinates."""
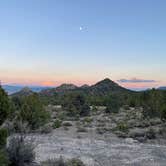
[{"left": 0, "top": 0, "right": 166, "bottom": 90}]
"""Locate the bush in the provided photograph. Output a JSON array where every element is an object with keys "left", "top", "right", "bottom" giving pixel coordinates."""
[
  {"left": 161, "top": 104, "right": 166, "bottom": 120},
  {"left": 40, "top": 124, "right": 53, "bottom": 134},
  {"left": 41, "top": 157, "right": 85, "bottom": 166},
  {"left": 79, "top": 104, "right": 90, "bottom": 116},
  {"left": 105, "top": 104, "right": 119, "bottom": 113},
  {"left": 57, "top": 112, "right": 66, "bottom": 121},
  {"left": 62, "top": 93, "right": 90, "bottom": 117},
  {"left": 116, "top": 122, "right": 128, "bottom": 133},
  {"left": 146, "top": 128, "right": 156, "bottom": 139},
  {"left": 105, "top": 96, "right": 121, "bottom": 114},
  {"left": 7, "top": 136, "right": 35, "bottom": 166},
  {"left": 0, "top": 149, "right": 9, "bottom": 166},
  {"left": 0, "top": 128, "right": 8, "bottom": 148},
  {"left": 128, "top": 99, "right": 136, "bottom": 107},
  {"left": 141, "top": 89, "right": 165, "bottom": 118},
  {"left": 65, "top": 104, "right": 78, "bottom": 117},
  {"left": 67, "top": 158, "right": 85, "bottom": 166},
  {"left": 13, "top": 120, "right": 30, "bottom": 134},
  {"left": 41, "top": 157, "right": 65, "bottom": 166},
  {"left": 123, "top": 105, "right": 130, "bottom": 110},
  {"left": 91, "top": 106, "right": 97, "bottom": 112},
  {"left": 16, "top": 94, "right": 50, "bottom": 130},
  {"left": 53, "top": 120, "right": 62, "bottom": 129},
  {"left": 96, "top": 127, "right": 106, "bottom": 135},
  {"left": 83, "top": 117, "right": 93, "bottom": 124},
  {"left": 0, "top": 86, "right": 11, "bottom": 125}
]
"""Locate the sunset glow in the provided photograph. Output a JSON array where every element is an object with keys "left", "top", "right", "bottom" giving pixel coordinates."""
[{"left": 0, "top": 1, "right": 165, "bottom": 90}]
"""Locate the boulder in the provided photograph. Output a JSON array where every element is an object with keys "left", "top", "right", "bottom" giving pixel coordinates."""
[
  {"left": 129, "top": 128, "right": 146, "bottom": 138},
  {"left": 125, "top": 138, "right": 138, "bottom": 144}
]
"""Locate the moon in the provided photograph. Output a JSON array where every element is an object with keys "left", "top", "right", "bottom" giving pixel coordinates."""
[{"left": 79, "top": 27, "right": 83, "bottom": 31}]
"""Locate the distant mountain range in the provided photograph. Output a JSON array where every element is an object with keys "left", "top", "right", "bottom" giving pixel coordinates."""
[
  {"left": 39, "top": 78, "right": 133, "bottom": 98},
  {"left": 9, "top": 78, "right": 133, "bottom": 98},
  {"left": 158, "top": 86, "right": 166, "bottom": 90},
  {"left": 2, "top": 85, "right": 51, "bottom": 95},
  {"left": 3, "top": 80, "right": 166, "bottom": 96}
]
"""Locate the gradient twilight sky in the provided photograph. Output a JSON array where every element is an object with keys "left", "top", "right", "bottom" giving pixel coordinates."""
[{"left": 0, "top": 0, "right": 166, "bottom": 89}]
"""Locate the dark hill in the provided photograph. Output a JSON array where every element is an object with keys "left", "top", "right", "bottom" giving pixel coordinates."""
[
  {"left": 158, "top": 86, "right": 166, "bottom": 90},
  {"left": 40, "top": 84, "right": 78, "bottom": 97},
  {"left": 56, "top": 84, "right": 78, "bottom": 93},
  {"left": 40, "top": 78, "right": 133, "bottom": 97},
  {"left": 11, "top": 87, "right": 34, "bottom": 97},
  {"left": 88, "top": 78, "right": 130, "bottom": 96}
]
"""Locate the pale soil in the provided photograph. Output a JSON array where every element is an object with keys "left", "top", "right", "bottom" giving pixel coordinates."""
[
  {"left": 11, "top": 107, "right": 166, "bottom": 166},
  {"left": 26, "top": 122, "right": 166, "bottom": 166}
]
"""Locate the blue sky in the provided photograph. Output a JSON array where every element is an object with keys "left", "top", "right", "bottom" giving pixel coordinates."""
[{"left": 0, "top": 0, "right": 166, "bottom": 89}]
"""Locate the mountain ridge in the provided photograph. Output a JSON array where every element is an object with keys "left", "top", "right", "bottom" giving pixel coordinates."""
[
  {"left": 39, "top": 78, "right": 133, "bottom": 97},
  {"left": 3, "top": 85, "right": 51, "bottom": 95}
]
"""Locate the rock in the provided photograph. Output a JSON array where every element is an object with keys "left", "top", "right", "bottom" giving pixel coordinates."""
[
  {"left": 149, "top": 118, "right": 162, "bottom": 125},
  {"left": 77, "top": 127, "right": 87, "bottom": 133},
  {"left": 135, "top": 137, "right": 146, "bottom": 143},
  {"left": 62, "top": 121, "right": 73, "bottom": 127},
  {"left": 96, "top": 127, "right": 105, "bottom": 135},
  {"left": 109, "top": 123, "right": 117, "bottom": 129},
  {"left": 125, "top": 138, "right": 138, "bottom": 144},
  {"left": 135, "top": 111, "right": 143, "bottom": 119},
  {"left": 129, "top": 128, "right": 146, "bottom": 138},
  {"left": 129, "top": 107, "right": 135, "bottom": 111},
  {"left": 39, "top": 124, "right": 53, "bottom": 134},
  {"left": 24, "top": 162, "right": 40, "bottom": 166},
  {"left": 114, "top": 116, "right": 125, "bottom": 122},
  {"left": 127, "top": 119, "right": 136, "bottom": 127},
  {"left": 134, "top": 120, "right": 150, "bottom": 128},
  {"left": 146, "top": 128, "right": 156, "bottom": 139},
  {"left": 114, "top": 131, "right": 128, "bottom": 138}
]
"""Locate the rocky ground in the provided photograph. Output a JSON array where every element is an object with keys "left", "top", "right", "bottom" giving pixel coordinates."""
[
  {"left": 27, "top": 129, "right": 166, "bottom": 166},
  {"left": 22, "top": 106, "right": 166, "bottom": 166}
]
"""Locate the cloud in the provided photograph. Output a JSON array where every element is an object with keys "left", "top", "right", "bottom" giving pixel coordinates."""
[{"left": 117, "top": 78, "right": 157, "bottom": 83}]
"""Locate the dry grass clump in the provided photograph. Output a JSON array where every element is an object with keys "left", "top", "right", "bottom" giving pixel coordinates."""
[{"left": 41, "top": 157, "right": 85, "bottom": 166}]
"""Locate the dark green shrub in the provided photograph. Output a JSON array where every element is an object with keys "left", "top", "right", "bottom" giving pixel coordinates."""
[
  {"left": 146, "top": 128, "right": 156, "bottom": 139},
  {"left": 91, "top": 105, "right": 97, "bottom": 112},
  {"left": 67, "top": 158, "right": 85, "bottom": 166},
  {"left": 41, "top": 157, "right": 65, "bottom": 166},
  {"left": 141, "top": 89, "right": 164, "bottom": 118},
  {"left": 105, "top": 95, "right": 121, "bottom": 113},
  {"left": 7, "top": 136, "right": 35, "bottom": 166},
  {"left": 41, "top": 157, "right": 85, "bottom": 166},
  {"left": 40, "top": 124, "right": 53, "bottom": 134},
  {"left": 79, "top": 104, "right": 90, "bottom": 116},
  {"left": 57, "top": 112, "right": 66, "bottom": 121},
  {"left": 0, "top": 149, "right": 9, "bottom": 166},
  {"left": 0, "top": 86, "right": 11, "bottom": 125},
  {"left": 128, "top": 97, "right": 137, "bottom": 107},
  {"left": 62, "top": 93, "right": 90, "bottom": 117},
  {"left": 53, "top": 120, "right": 62, "bottom": 129},
  {"left": 65, "top": 104, "right": 78, "bottom": 117},
  {"left": 0, "top": 128, "right": 8, "bottom": 148},
  {"left": 123, "top": 105, "right": 130, "bottom": 110},
  {"left": 83, "top": 117, "right": 93, "bottom": 124},
  {"left": 16, "top": 94, "right": 50, "bottom": 129},
  {"left": 161, "top": 104, "right": 166, "bottom": 120},
  {"left": 116, "top": 122, "right": 128, "bottom": 132},
  {"left": 105, "top": 104, "right": 119, "bottom": 114}
]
